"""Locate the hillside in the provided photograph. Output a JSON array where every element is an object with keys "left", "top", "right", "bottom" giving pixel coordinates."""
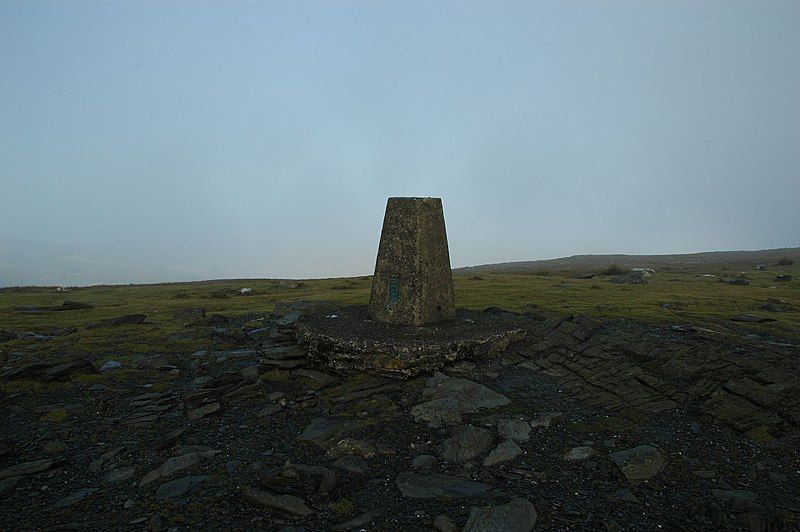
[{"left": 455, "top": 247, "right": 800, "bottom": 275}]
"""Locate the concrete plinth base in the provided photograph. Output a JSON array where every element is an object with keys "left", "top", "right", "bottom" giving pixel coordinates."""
[{"left": 296, "top": 306, "right": 527, "bottom": 377}]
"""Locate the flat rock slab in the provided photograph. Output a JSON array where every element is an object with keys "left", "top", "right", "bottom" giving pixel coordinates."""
[
  {"left": 297, "top": 306, "right": 526, "bottom": 377},
  {"left": 483, "top": 439, "right": 522, "bottom": 467},
  {"left": 610, "top": 445, "right": 666, "bottom": 481},
  {"left": 440, "top": 424, "right": 494, "bottom": 463},
  {"left": 395, "top": 471, "right": 499, "bottom": 499},
  {"left": 242, "top": 487, "right": 314, "bottom": 516},
  {"left": 463, "top": 497, "right": 538, "bottom": 532},
  {"left": 155, "top": 475, "right": 207, "bottom": 500}
]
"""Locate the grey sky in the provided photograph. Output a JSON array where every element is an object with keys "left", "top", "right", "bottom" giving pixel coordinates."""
[{"left": 2, "top": 1, "right": 798, "bottom": 284}]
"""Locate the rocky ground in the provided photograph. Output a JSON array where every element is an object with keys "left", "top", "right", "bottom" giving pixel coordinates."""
[{"left": 1, "top": 302, "right": 799, "bottom": 531}]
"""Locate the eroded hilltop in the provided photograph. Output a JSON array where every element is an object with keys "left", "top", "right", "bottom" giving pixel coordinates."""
[{"left": 1, "top": 300, "right": 798, "bottom": 531}]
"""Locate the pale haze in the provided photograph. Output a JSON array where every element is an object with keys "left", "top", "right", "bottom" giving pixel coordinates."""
[{"left": 2, "top": 1, "right": 799, "bottom": 286}]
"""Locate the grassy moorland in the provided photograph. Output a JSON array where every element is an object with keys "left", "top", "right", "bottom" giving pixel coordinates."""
[{"left": 0, "top": 258, "right": 798, "bottom": 370}]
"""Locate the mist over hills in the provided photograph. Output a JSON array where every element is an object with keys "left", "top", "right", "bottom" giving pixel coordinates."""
[
  {"left": 456, "top": 247, "right": 800, "bottom": 275},
  {"left": 0, "top": 238, "right": 203, "bottom": 287},
  {"left": 1, "top": 236, "right": 797, "bottom": 288}
]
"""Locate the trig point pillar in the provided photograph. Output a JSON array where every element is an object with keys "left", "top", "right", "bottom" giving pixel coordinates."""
[{"left": 368, "top": 197, "right": 456, "bottom": 325}]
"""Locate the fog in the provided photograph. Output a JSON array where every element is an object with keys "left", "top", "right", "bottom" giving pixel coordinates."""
[{"left": 2, "top": 1, "right": 798, "bottom": 286}]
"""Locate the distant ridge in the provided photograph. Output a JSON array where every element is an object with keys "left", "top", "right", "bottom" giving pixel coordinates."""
[{"left": 455, "top": 247, "right": 800, "bottom": 275}]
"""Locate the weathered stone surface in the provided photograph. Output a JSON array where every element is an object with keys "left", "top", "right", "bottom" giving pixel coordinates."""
[
  {"left": 298, "top": 307, "right": 526, "bottom": 377},
  {"left": 440, "top": 425, "right": 494, "bottom": 463},
  {"left": 368, "top": 197, "right": 455, "bottom": 326},
  {"left": 423, "top": 374, "right": 511, "bottom": 410},
  {"left": 299, "top": 417, "right": 361, "bottom": 448},
  {"left": 564, "top": 446, "right": 597, "bottom": 461},
  {"left": 242, "top": 487, "right": 314, "bottom": 516},
  {"left": 187, "top": 402, "right": 220, "bottom": 420},
  {"left": 155, "top": 475, "right": 207, "bottom": 500},
  {"left": 610, "top": 445, "right": 666, "bottom": 481},
  {"left": 395, "top": 471, "right": 497, "bottom": 499},
  {"left": 411, "top": 397, "right": 464, "bottom": 427},
  {"left": 103, "top": 466, "right": 136, "bottom": 485},
  {"left": 483, "top": 439, "right": 522, "bottom": 467},
  {"left": 463, "top": 497, "right": 538, "bottom": 532},
  {"left": 496, "top": 419, "right": 531, "bottom": 442},
  {"left": 0, "top": 458, "right": 65, "bottom": 478},
  {"left": 51, "top": 487, "right": 97, "bottom": 509}
]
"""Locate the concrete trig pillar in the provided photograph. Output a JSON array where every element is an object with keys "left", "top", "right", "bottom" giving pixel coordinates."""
[{"left": 368, "top": 197, "right": 456, "bottom": 326}]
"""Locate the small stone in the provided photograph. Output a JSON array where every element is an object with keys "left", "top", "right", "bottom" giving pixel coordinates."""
[
  {"left": 529, "top": 412, "right": 561, "bottom": 428},
  {"left": 99, "top": 360, "right": 122, "bottom": 371},
  {"left": 331, "top": 507, "right": 385, "bottom": 530},
  {"left": 103, "top": 466, "right": 136, "bottom": 485},
  {"left": 564, "top": 446, "right": 596, "bottom": 461},
  {"left": 51, "top": 487, "right": 96, "bottom": 509},
  {"left": 332, "top": 455, "right": 369, "bottom": 474},
  {"left": 610, "top": 445, "right": 666, "bottom": 481},
  {"left": 433, "top": 514, "right": 458, "bottom": 532},
  {"left": 0, "top": 458, "right": 64, "bottom": 478},
  {"left": 615, "top": 488, "right": 638, "bottom": 502},
  {"left": 411, "top": 397, "right": 464, "bottom": 428},
  {"left": 42, "top": 440, "right": 68, "bottom": 454},
  {"left": 242, "top": 487, "right": 314, "bottom": 516},
  {"left": 483, "top": 439, "right": 522, "bottom": 467},
  {"left": 325, "top": 438, "right": 377, "bottom": 459},
  {"left": 496, "top": 419, "right": 531, "bottom": 442},
  {"left": 395, "top": 471, "right": 497, "bottom": 499},
  {"left": 147, "top": 514, "right": 162, "bottom": 532},
  {"left": 463, "top": 497, "right": 537, "bottom": 532},
  {"left": 155, "top": 475, "right": 207, "bottom": 500},
  {"left": 440, "top": 425, "right": 494, "bottom": 463},
  {"left": 187, "top": 402, "right": 220, "bottom": 421},
  {"left": 411, "top": 455, "right": 437, "bottom": 470}
]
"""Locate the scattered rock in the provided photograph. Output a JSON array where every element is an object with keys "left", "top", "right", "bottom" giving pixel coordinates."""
[
  {"left": 760, "top": 299, "right": 794, "bottom": 312},
  {"left": 99, "top": 360, "right": 122, "bottom": 371},
  {"left": 155, "top": 475, "right": 207, "bottom": 500},
  {"left": 729, "top": 315, "right": 776, "bottom": 323},
  {"left": 775, "top": 274, "right": 792, "bottom": 282},
  {"left": 331, "top": 455, "right": 369, "bottom": 474},
  {"left": 103, "top": 466, "right": 136, "bottom": 485},
  {"left": 331, "top": 507, "right": 385, "bottom": 530},
  {"left": 51, "top": 487, "right": 97, "bottom": 509},
  {"left": 496, "top": 419, "right": 531, "bottom": 442},
  {"left": 564, "top": 446, "right": 597, "bottom": 461},
  {"left": 463, "top": 497, "right": 538, "bottom": 532},
  {"left": 42, "top": 440, "right": 68, "bottom": 455},
  {"left": 325, "top": 438, "right": 377, "bottom": 459},
  {"left": 610, "top": 445, "right": 666, "bottom": 481},
  {"left": 139, "top": 450, "right": 217, "bottom": 486},
  {"left": 440, "top": 425, "right": 494, "bottom": 463},
  {"left": 299, "top": 417, "right": 360, "bottom": 448},
  {"left": 411, "top": 455, "right": 437, "bottom": 470},
  {"left": 411, "top": 397, "right": 464, "bottom": 427},
  {"left": 433, "top": 514, "right": 459, "bottom": 532},
  {"left": 529, "top": 412, "right": 561, "bottom": 428},
  {"left": 242, "top": 487, "right": 314, "bottom": 516},
  {"left": 483, "top": 439, "right": 522, "bottom": 467},
  {"left": 187, "top": 402, "right": 220, "bottom": 420},
  {"left": 395, "top": 471, "right": 498, "bottom": 499},
  {"left": 0, "top": 458, "right": 65, "bottom": 478}
]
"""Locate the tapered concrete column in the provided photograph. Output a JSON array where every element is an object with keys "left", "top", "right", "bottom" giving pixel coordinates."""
[{"left": 368, "top": 197, "right": 456, "bottom": 325}]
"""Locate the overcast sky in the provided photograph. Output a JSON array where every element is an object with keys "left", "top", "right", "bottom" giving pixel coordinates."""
[{"left": 2, "top": 1, "right": 798, "bottom": 283}]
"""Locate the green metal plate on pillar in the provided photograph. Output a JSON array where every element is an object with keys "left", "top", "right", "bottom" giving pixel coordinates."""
[{"left": 388, "top": 279, "right": 399, "bottom": 304}]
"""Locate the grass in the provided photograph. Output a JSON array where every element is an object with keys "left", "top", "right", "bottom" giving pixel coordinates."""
[
  {"left": 328, "top": 498, "right": 355, "bottom": 516},
  {"left": 0, "top": 260, "right": 798, "bottom": 370}
]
